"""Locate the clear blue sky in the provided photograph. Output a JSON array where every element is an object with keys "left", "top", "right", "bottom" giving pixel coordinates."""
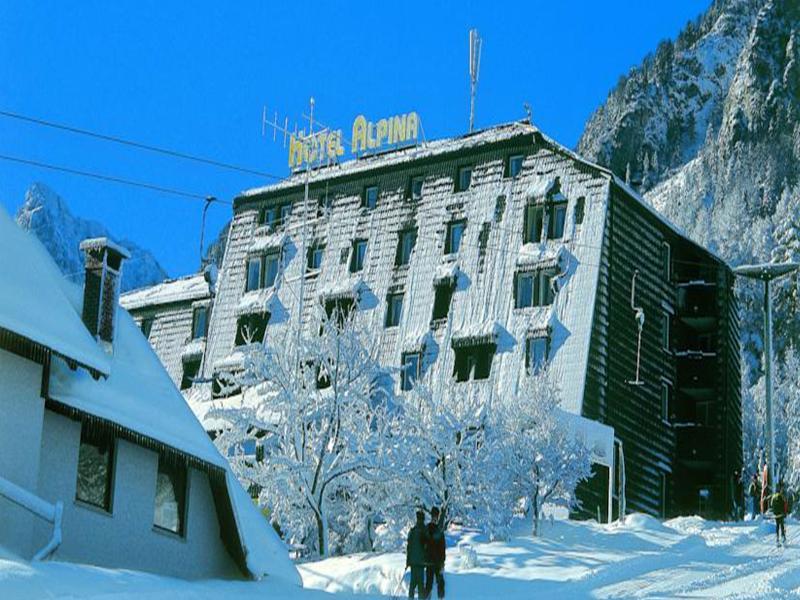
[{"left": 0, "top": 1, "right": 710, "bottom": 277}]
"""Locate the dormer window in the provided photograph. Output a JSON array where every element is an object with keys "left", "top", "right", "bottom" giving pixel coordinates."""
[
  {"left": 396, "top": 228, "right": 417, "bottom": 266},
  {"left": 191, "top": 306, "right": 208, "bottom": 340},
  {"left": 456, "top": 166, "right": 472, "bottom": 192},
  {"left": 506, "top": 154, "right": 524, "bottom": 179},
  {"left": 445, "top": 220, "right": 466, "bottom": 255},
  {"left": 362, "top": 185, "right": 379, "bottom": 209},
  {"left": 246, "top": 252, "right": 280, "bottom": 292}
]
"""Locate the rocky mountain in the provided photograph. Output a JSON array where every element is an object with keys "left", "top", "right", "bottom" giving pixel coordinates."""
[
  {"left": 16, "top": 183, "right": 168, "bottom": 292},
  {"left": 578, "top": 0, "right": 800, "bottom": 360}
]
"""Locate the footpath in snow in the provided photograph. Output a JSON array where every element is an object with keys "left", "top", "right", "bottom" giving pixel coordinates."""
[
  {"left": 2, "top": 515, "right": 799, "bottom": 599},
  {"left": 299, "top": 515, "right": 800, "bottom": 599}
]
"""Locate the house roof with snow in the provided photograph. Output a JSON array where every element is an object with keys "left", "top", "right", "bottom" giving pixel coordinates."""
[
  {"left": 0, "top": 207, "right": 298, "bottom": 585},
  {"left": 121, "top": 272, "right": 211, "bottom": 311}
]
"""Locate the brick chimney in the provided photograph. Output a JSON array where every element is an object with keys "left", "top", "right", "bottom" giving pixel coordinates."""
[{"left": 80, "top": 238, "right": 130, "bottom": 349}]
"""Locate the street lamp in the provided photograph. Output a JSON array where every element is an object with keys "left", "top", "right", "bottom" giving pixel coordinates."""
[{"left": 733, "top": 262, "right": 800, "bottom": 488}]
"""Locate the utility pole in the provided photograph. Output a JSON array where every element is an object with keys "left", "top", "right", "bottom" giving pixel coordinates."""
[{"left": 734, "top": 261, "right": 800, "bottom": 487}]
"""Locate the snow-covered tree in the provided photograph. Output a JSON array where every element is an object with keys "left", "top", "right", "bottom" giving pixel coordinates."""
[
  {"left": 498, "top": 372, "right": 592, "bottom": 536},
  {"left": 210, "top": 309, "right": 397, "bottom": 556}
]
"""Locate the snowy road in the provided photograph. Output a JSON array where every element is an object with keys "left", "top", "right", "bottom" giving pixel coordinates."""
[{"left": 2, "top": 516, "right": 798, "bottom": 598}]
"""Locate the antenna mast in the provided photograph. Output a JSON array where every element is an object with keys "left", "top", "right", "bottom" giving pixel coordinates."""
[{"left": 469, "top": 28, "right": 482, "bottom": 133}]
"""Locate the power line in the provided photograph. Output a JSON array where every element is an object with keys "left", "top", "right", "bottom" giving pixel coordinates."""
[
  {"left": 0, "top": 152, "right": 229, "bottom": 203},
  {"left": 0, "top": 108, "right": 285, "bottom": 181}
]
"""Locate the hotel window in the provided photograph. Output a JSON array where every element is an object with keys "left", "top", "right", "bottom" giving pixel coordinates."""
[
  {"left": 246, "top": 252, "right": 280, "bottom": 291},
  {"left": 401, "top": 352, "right": 421, "bottom": 391},
  {"left": 306, "top": 243, "right": 325, "bottom": 272},
  {"left": 191, "top": 306, "right": 208, "bottom": 340},
  {"left": 235, "top": 312, "right": 270, "bottom": 346},
  {"left": 507, "top": 154, "right": 524, "bottom": 179},
  {"left": 432, "top": 283, "right": 455, "bottom": 321},
  {"left": 453, "top": 343, "right": 495, "bottom": 381},
  {"left": 662, "top": 312, "right": 671, "bottom": 351},
  {"left": 385, "top": 293, "right": 404, "bottom": 328},
  {"left": 515, "top": 270, "right": 555, "bottom": 308},
  {"left": 409, "top": 176, "right": 424, "bottom": 201},
  {"left": 75, "top": 425, "right": 114, "bottom": 512},
  {"left": 574, "top": 197, "right": 586, "bottom": 226},
  {"left": 153, "top": 455, "right": 187, "bottom": 536},
  {"left": 456, "top": 166, "right": 473, "bottom": 192},
  {"left": 181, "top": 358, "right": 200, "bottom": 390},
  {"left": 350, "top": 239, "right": 368, "bottom": 273},
  {"left": 362, "top": 185, "right": 379, "bottom": 209},
  {"left": 245, "top": 257, "right": 262, "bottom": 292},
  {"left": 661, "top": 381, "right": 673, "bottom": 422},
  {"left": 264, "top": 253, "right": 280, "bottom": 288},
  {"left": 140, "top": 317, "right": 154, "bottom": 339},
  {"left": 523, "top": 204, "right": 544, "bottom": 244},
  {"left": 661, "top": 242, "right": 671, "bottom": 282},
  {"left": 547, "top": 199, "right": 568, "bottom": 240},
  {"left": 445, "top": 220, "right": 466, "bottom": 254},
  {"left": 525, "top": 336, "right": 549, "bottom": 374},
  {"left": 396, "top": 229, "right": 417, "bottom": 266}
]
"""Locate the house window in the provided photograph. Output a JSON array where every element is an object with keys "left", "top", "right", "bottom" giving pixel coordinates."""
[
  {"left": 191, "top": 306, "right": 208, "bottom": 340},
  {"left": 396, "top": 229, "right": 417, "bottom": 266},
  {"left": 75, "top": 426, "right": 114, "bottom": 511},
  {"left": 507, "top": 154, "right": 524, "bottom": 179},
  {"left": 445, "top": 220, "right": 466, "bottom": 254},
  {"left": 661, "top": 242, "right": 671, "bottom": 281},
  {"left": 409, "top": 176, "right": 424, "bottom": 201},
  {"left": 574, "top": 197, "right": 586, "bottom": 225},
  {"left": 661, "top": 381, "right": 673, "bottom": 422},
  {"left": 280, "top": 203, "right": 292, "bottom": 226},
  {"left": 515, "top": 270, "right": 555, "bottom": 308},
  {"left": 523, "top": 204, "right": 544, "bottom": 244},
  {"left": 457, "top": 166, "right": 473, "bottom": 191},
  {"left": 245, "top": 257, "right": 261, "bottom": 292},
  {"left": 350, "top": 239, "right": 368, "bottom": 273},
  {"left": 662, "top": 312, "right": 671, "bottom": 351},
  {"left": 432, "top": 284, "right": 454, "bottom": 321},
  {"left": 362, "top": 185, "right": 379, "bottom": 209},
  {"left": 307, "top": 243, "right": 325, "bottom": 272},
  {"left": 235, "top": 312, "right": 270, "bottom": 345},
  {"left": 153, "top": 455, "right": 187, "bottom": 536},
  {"left": 547, "top": 200, "right": 568, "bottom": 239},
  {"left": 264, "top": 253, "right": 280, "bottom": 288},
  {"left": 401, "top": 352, "right": 421, "bottom": 391},
  {"left": 385, "top": 293, "right": 404, "bottom": 328},
  {"left": 453, "top": 343, "right": 495, "bottom": 381},
  {"left": 525, "top": 336, "right": 549, "bottom": 374},
  {"left": 660, "top": 473, "right": 668, "bottom": 519},
  {"left": 317, "top": 194, "right": 332, "bottom": 217},
  {"left": 140, "top": 317, "right": 154, "bottom": 339},
  {"left": 181, "top": 358, "right": 200, "bottom": 390},
  {"left": 257, "top": 206, "right": 276, "bottom": 228},
  {"left": 324, "top": 298, "right": 355, "bottom": 329},
  {"left": 212, "top": 371, "right": 241, "bottom": 399}
]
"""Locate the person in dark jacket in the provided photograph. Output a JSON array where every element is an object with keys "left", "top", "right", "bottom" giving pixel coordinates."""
[
  {"left": 424, "top": 506, "right": 446, "bottom": 599},
  {"left": 406, "top": 510, "right": 428, "bottom": 598},
  {"left": 747, "top": 473, "right": 760, "bottom": 519},
  {"left": 771, "top": 483, "right": 788, "bottom": 547}
]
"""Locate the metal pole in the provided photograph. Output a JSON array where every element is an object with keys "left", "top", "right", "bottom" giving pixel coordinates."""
[{"left": 764, "top": 279, "right": 775, "bottom": 487}]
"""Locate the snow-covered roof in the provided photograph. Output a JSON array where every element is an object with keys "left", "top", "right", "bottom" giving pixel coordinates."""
[
  {"left": 0, "top": 207, "right": 110, "bottom": 375},
  {"left": 120, "top": 273, "right": 210, "bottom": 311},
  {"left": 1, "top": 210, "right": 297, "bottom": 584}
]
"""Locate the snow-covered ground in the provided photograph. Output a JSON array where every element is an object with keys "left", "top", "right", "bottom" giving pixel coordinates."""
[
  {"left": 2, "top": 515, "right": 799, "bottom": 598},
  {"left": 300, "top": 515, "right": 800, "bottom": 599}
]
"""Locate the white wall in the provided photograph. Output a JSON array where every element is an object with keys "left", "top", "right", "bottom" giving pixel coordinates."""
[
  {"left": 35, "top": 411, "right": 240, "bottom": 580},
  {"left": 0, "top": 348, "right": 45, "bottom": 558}
]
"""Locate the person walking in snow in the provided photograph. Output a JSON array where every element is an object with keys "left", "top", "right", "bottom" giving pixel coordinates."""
[
  {"left": 406, "top": 510, "right": 428, "bottom": 598},
  {"left": 770, "top": 482, "right": 788, "bottom": 547},
  {"left": 747, "top": 473, "right": 760, "bottom": 519},
  {"left": 424, "top": 507, "right": 446, "bottom": 599}
]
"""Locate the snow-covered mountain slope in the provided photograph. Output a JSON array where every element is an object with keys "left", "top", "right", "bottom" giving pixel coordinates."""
[
  {"left": 15, "top": 183, "right": 167, "bottom": 292},
  {"left": 578, "top": 0, "right": 800, "bottom": 359}
]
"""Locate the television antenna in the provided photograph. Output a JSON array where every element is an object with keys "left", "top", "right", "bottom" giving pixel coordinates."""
[{"left": 469, "top": 28, "right": 482, "bottom": 133}]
